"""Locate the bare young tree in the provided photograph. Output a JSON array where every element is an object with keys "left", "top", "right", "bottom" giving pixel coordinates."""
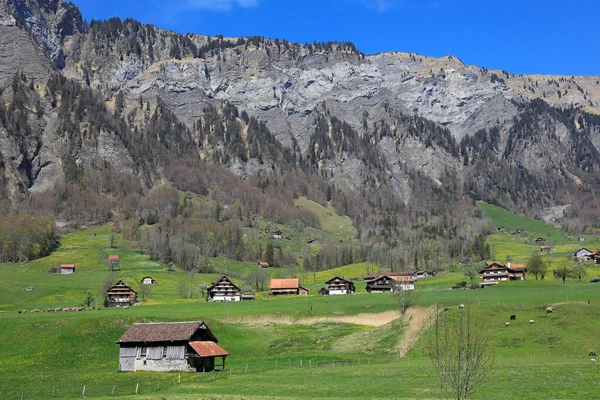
[
  {"left": 426, "top": 305, "right": 494, "bottom": 400},
  {"left": 395, "top": 286, "right": 419, "bottom": 315}
]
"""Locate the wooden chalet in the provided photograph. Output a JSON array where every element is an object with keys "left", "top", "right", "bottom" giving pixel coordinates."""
[
  {"left": 318, "top": 287, "right": 329, "bottom": 295},
  {"left": 269, "top": 278, "right": 308, "bottom": 296},
  {"left": 271, "top": 230, "right": 283, "bottom": 239},
  {"left": 117, "top": 321, "right": 228, "bottom": 372},
  {"left": 535, "top": 237, "right": 546, "bottom": 244},
  {"left": 257, "top": 261, "right": 270, "bottom": 269},
  {"left": 207, "top": 276, "right": 241, "bottom": 302},
  {"left": 325, "top": 277, "right": 355, "bottom": 295},
  {"left": 106, "top": 280, "right": 137, "bottom": 307},
  {"left": 540, "top": 245, "right": 551, "bottom": 253},
  {"left": 141, "top": 276, "right": 156, "bottom": 285},
  {"left": 60, "top": 264, "right": 75, "bottom": 274},
  {"left": 365, "top": 275, "right": 414, "bottom": 293},
  {"left": 480, "top": 262, "right": 526, "bottom": 288}
]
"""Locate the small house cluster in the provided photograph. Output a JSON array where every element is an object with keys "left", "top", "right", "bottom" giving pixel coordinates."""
[
  {"left": 573, "top": 248, "right": 600, "bottom": 263},
  {"left": 480, "top": 262, "right": 527, "bottom": 288},
  {"left": 117, "top": 321, "right": 228, "bottom": 372},
  {"left": 364, "top": 273, "right": 415, "bottom": 293}
]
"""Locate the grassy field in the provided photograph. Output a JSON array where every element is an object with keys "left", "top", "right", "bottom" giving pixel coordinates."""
[{"left": 2, "top": 204, "right": 600, "bottom": 398}]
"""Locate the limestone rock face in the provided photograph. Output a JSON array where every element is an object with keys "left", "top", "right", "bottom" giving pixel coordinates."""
[{"left": 1, "top": 0, "right": 600, "bottom": 218}]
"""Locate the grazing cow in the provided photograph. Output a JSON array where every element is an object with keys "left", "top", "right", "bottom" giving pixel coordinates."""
[
  {"left": 17, "top": 310, "right": 22, "bottom": 314},
  {"left": 443, "top": 307, "right": 450, "bottom": 311},
  {"left": 32, "top": 309, "right": 40, "bottom": 313},
  {"left": 546, "top": 307, "right": 554, "bottom": 313},
  {"left": 123, "top": 306, "right": 130, "bottom": 310},
  {"left": 529, "top": 319, "right": 535, "bottom": 324},
  {"left": 592, "top": 359, "right": 597, "bottom": 362},
  {"left": 458, "top": 304, "right": 465, "bottom": 309},
  {"left": 505, "top": 322, "right": 510, "bottom": 327},
  {"left": 510, "top": 315, "right": 516, "bottom": 320},
  {"left": 589, "top": 350, "right": 598, "bottom": 357}
]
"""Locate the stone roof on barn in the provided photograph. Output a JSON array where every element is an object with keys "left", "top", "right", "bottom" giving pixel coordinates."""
[
  {"left": 189, "top": 341, "right": 229, "bottom": 357},
  {"left": 117, "top": 321, "right": 217, "bottom": 344},
  {"left": 60, "top": 264, "right": 75, "bottom": 269}
]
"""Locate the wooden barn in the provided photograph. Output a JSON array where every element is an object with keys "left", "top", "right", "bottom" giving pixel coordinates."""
[
  {"left": 325, "top": 277, "right": 355, "bottom": 295},
  {"left": 60, "top": 264, "right": 75, "bottom": 274},
  {"left": 106, "top": 280, "right": 137, "bottom": 307},
  {"left": 207, "top": 276, "right": 241, "bottom": 302},
  {"left": 117, "top": 321, "right": 229, "bottom": 372},
  {"left": 269, "top": 278, "right": 308, "bottom": 296}
]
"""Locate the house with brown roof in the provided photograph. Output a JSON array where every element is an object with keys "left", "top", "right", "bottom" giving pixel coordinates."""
[
  {"left": 325, "top": 277, "right": 355, "bottom": 295},
  {"left": 106, "top": 280, "right": 137, "bottom": 307},
  {"left": 480, "top": 262, "right": 527, "bottom": 288},
  {"left": 207, "top": 276, "right": 241, "bottom": 302},
  {"left": 540, "top": 245, "right": 551, "bottom": 253},
  {"left": 269, "top": 278, "right": 309, "bottom": 296},
  {"left": 117, "top": 321, "right": 229, "bottom": 372},
  {"left": 60, "top": 264, "right": 75, "bottom": 274},
  {"left": 257, "top": 261, "right": 270, "bottom": 269}
]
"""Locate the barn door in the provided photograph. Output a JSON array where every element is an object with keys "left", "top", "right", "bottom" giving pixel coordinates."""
[{"left": 120, "top": 357, "right": 135, "bottom": 371}]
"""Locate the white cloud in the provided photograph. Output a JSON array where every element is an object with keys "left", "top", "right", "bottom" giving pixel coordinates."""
[
  {"left": 187, "top": 0, "right": 260, "bottom": 12},
  {"left": 360, "top": 0, "right": 449, "bottom": 13}
]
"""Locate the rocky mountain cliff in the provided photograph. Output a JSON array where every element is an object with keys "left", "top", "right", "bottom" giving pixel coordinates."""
[{"left": 2, "top": 0, "right": 600, "bottom": 232}]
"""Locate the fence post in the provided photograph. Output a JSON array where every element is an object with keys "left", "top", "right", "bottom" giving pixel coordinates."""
[
  {"left": 245, "top": 364, "right": 248, "bottom": 373},
  {"left": 52, "top": 386, "right": 55, "bottom": 398},
  {"left": 157, "top": 382, "right": 160, "bottom": 391},
  {"left": 309, "top": 360, "right": 312, "bottom": 368},
  {"left": 82, "top": 385, "right": 86, "bottom": 398},
  {"left": 300, "top": 359, "right": 302, "bottom": 367},
  {"left": 178, "top": 374, "right": 181, "bottom": 384},
  {"left": 21, "top": 392, "right": 24, "bottom": 400},
  {"left": 275, "top": 359, "right": 278, "bottom": 368},
  {"left": 288, "top": 359, "right": 290, "bottom": 367},
  {"left": 111, "top": 386, "right": 115, "bottom": 395},
  {"left": 229, "top": 368, "right": 232, "bottom": 376}
]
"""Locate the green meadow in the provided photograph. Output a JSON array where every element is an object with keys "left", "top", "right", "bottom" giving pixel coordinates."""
[{"left": 1, "top": 203, "right": 600, "bottom": 398}]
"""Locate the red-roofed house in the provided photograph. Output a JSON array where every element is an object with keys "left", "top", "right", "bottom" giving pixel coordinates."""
[
  {"left": 269, "top": 278, "right": 308, "bottom": 296},
  {"left": 60, "top": 264, "right": 75, "bottom": 274},
  {"left": 257, "top": 261, "right": 270, "bottom": 269},
  {"left": 108, "top": 255, "right": 120, "bottom": 270}
]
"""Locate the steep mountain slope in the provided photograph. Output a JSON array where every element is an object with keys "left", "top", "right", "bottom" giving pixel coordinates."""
[{"left": 1, "top": 0, "right": 600, "bottom": 234}]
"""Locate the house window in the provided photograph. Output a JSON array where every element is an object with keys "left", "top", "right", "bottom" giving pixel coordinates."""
[
  {"left": 141, "top": 347, "right": 147, "bottom": 357},
  {"left": 163, "top": 347, "right": 168, "bottom": 358}
]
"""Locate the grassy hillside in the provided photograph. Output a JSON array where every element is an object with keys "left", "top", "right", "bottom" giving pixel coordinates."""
[{"left": 3, "top": 209, "right": 600, "bottom": 398}]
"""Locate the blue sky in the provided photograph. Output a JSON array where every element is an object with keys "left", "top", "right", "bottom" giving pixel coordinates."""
[{"left": 73, "top": 0, "right": 599, "bottom": 76}]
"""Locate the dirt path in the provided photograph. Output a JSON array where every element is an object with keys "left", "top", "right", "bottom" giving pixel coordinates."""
[
  {"left": 228, "top": 310, "right": 402, "bottom": 327},
  {"left": 397, "top": 305, "right": 436, "bottom": 358}
]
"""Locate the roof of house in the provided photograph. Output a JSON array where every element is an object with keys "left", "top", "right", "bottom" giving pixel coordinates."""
[
  {"left": 509, "top": 264, "right": 527, "bottom": 272},
  {"left": 107, "top": 280, "right": 137, "bottom": 295},
  {"left": 257, "top": 261, "right": 270, "bottom": 267},
  {"left": 189, "top": 341, "right": 229, "bottom": 357},
  {"left": 60, "top": 264, "right": 75, "bottom": 269},
  {"left": 117, "top": 321, "right": 217, "bottom": 344},
  {"left": 325, "top": 276, "right": 353, "bottom": 285},
  {"left": 108, "top": 255, "right": 119, "bottom": 260},
  {"left": 208, "top": 276, "right": 240, "bottom": 291},
  {"left": 270, "top": 278, "right": 299, "bottom": 289}
]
